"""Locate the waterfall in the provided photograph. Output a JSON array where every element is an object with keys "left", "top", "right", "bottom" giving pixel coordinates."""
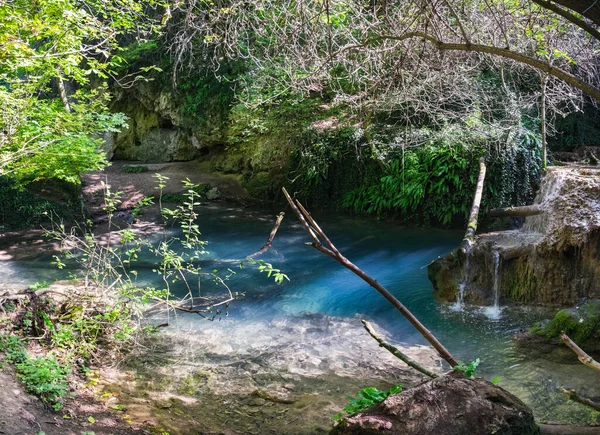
[
  {"left": 483, "top": 250, "right": 502, "bottom": 319},
  {"left": 452, "top": 247, "right": 471, "bottom": 310},
  {"left": 523, "top": 168, "right": 567, "bottom": 235}
]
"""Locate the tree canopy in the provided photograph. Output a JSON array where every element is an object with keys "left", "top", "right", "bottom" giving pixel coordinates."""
[{"left": 0, "top": 0, "right": 164, "bottom": 184}]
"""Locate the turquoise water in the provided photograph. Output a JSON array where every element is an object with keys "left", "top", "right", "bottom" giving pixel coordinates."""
[{"left": 3, "top": 204, "right": 599, "bottom": 423}]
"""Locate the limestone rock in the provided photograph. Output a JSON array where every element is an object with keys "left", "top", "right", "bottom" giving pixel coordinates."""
[
  {"left": 331, "top": 372, "right": 539, "bottom": 435},
  {"left": 429, "top": 167, "right": 600, "bottom": 306},
  {"left": 206, "top": 187, "right": 221, "bottom": 201}
]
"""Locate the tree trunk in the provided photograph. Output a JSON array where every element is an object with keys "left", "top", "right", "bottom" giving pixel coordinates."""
[
  {"left": 460, "top": 157, "right": 486, "bottom": 253},
  {"left": 488, "top": 205, "right": 543, "bottom": 218},
  {"left": 57, "top": 74, "right": 71, "bottom": 113},
  {"left": 541, "top": 74, "right": 548, "bottom": 169}
]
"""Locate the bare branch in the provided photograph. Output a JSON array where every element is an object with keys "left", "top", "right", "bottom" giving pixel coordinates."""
[
  {"left": 283, "top": 187, "right": 459, "bottom": 367},
  {"left": 362, "top": 320, "right": 439, "bottom": 378},
  {"left": 563, "top": 388, "right": 600, "bottom": 411},
  {"left": 248, "top": 212, "right": 285, "bottom": 259}
]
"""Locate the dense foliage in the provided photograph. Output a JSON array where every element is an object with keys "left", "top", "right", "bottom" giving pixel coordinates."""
[{"left": 0, "top": 0, "right": 164, "bottom": 185}]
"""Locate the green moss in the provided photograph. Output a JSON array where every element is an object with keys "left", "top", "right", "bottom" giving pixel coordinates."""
[
  {"left": 176, "top": 371, "right": 208, "bottom": 396},
  {"left": 504, "top": 260, "right": 536, "bottom": 303},
  {"left": 531, "top": 301, "right": 600, "bottom": 345},
  {"left": 243, "top": 171, "right": 280, "bottom": 199},
  {"left": 121, "top": 165, "right": 149, "bottom": 173}
]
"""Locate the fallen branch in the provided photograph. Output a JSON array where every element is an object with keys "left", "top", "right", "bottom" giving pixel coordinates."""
[
  {"left": 460, "top": 157, "right": 487, "bottom": 254},
  {"left": 248, "top": 212, "right": 285, "bottom": 259},
  {"left": 560, "top": 332, "right": 600, "bottom": 372},
  {"left": 488, "top": 205, "right": 543, "bottom": 218},
  {"left": 562, "top": 388, "right": 600, "bottom": 412},
  {"left": 362, "top": 320, "right": 438, "bottom": 378},
  {"left": 282, "top": 187, "right": 459, "bottom": 367}
]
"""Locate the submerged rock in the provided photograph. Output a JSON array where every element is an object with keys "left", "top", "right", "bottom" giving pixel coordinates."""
[
  {"left": 331, "top": 372, "right": 540, "bottom": 435},
  {"left": 429, "top": 167, "right": 600, "bottom": 306},
  {"left": 206, "top": 187, "right": 221, "bottom": 200}
]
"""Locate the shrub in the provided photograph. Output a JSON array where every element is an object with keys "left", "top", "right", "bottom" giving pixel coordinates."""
[
  {"left": 0, "top": 334, "right": 28, "bottom": 364},
  {"left": 17, "top": 357, "right": 70, "bottom": 410}
]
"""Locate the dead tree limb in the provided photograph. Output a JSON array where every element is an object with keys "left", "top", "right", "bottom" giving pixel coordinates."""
[
  {"left": 560, "top": 332, "right": 600, "bottom": 372},
  {"left": 460, "top": 157, "right": 487, "bottom": 254},
  {"left": 282, "top": 187, "right": 459, "bottom": 367},
  {"left": 248, "top": 212, "right": 285, "bottom": 259},
  {"left": 488, "top": 205, "right": 543, "bottom": 218},
  {"left": 562, "top": 389, "right": 600, "bottom": 412},
  {"left": 362, "top": 320, "right": 439, "bottom": 378}
]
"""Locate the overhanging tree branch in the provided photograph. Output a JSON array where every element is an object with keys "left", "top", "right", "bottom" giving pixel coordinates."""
[
  {"left": 543, "top": 0, "right": 600, "bottom": 27},
  {"left": 379, "top": 31, "right": 600, "bottom": 103},
  {"left": 532, "top": 0, "right": 600, "bottom": 41}
]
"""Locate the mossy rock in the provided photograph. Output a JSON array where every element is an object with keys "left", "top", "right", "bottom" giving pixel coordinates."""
[
  {"left": 121, "top": 165, "right": 149, "bottom": 173},
  {"left": 243, "top": 171, "right": 281, "bottom": 200},
  {"left": 531, "top": 300, "right": 600, "bottom": 351},
  {"left": 428, "top": 249, "right": 461, "bottom": 302}
]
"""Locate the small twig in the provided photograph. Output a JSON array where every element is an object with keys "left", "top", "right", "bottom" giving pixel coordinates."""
[
  {"left": 362, "top": 320, "right": 438, "bottom": 378},
  {"left": 248, "top": 212, "right": 285, "bottom": 259},
  {"left": 560, "top": 332, "right": 600, "bottom": 372}
]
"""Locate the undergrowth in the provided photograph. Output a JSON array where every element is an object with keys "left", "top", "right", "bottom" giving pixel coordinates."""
[{"left": 0, "top": 333, "right": 69, "bottom": 410}]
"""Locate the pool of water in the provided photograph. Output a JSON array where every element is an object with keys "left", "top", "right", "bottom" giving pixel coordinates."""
[{"left": 3, "top": 203, "right": 599, "bottom": 429}]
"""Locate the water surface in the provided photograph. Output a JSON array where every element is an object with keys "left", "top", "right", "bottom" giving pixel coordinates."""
[{"left": 3, "top": 204, "right": 598, "bottom": 431}]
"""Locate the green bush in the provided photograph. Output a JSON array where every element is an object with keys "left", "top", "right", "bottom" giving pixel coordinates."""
[
  {"left": 342, "top": 141, "right": 481, "bottom": 225},
  {"left": 340, "top": 126, "right": 541, "bottom": 226},
  {"left": 0, "top": 334, "right": 27, "bottom": 364},
  {"left": 17, "top": 357, "right": 70, "bottom": 410}
]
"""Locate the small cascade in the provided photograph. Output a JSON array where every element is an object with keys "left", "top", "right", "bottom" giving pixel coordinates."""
[
  {"left": 451, "top": 248, "right": 471, "bottom": 310},
  {"left": 483, "top": 250, "right": 502, "bottom": 320},
  {"left": 523, "top": 168, "right": 568, "bottom": 234}
]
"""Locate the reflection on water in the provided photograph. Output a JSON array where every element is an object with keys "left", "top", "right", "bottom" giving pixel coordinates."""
[{"left": 3, "top": 203, "right": 599, "bottom": 426}]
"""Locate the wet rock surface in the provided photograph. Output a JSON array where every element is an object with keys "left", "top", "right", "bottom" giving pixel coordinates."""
[
  {"left": 429, "top": 167, "right": 600, "bottom": 306},
  {"left": 99, "top": 315, "right": 442, "bottom": 435},
  {"left": 331, "top": 371, "right": 540, "bottom": 435}
]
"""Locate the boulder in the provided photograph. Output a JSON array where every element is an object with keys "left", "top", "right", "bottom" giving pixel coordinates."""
[
  {"left": 206, "top": 187, "right": 221, "bottom": 201},
  {"left": 331, "top": 372, "right": 540, "bottom": 435}
]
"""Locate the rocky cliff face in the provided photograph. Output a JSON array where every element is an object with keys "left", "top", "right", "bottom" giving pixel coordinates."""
[
  {"left": 429, "top": 167, "right": 600, "bottom": 306},
  {"left": 106, "top": 83, "right": 222, "bottom": 162}
]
